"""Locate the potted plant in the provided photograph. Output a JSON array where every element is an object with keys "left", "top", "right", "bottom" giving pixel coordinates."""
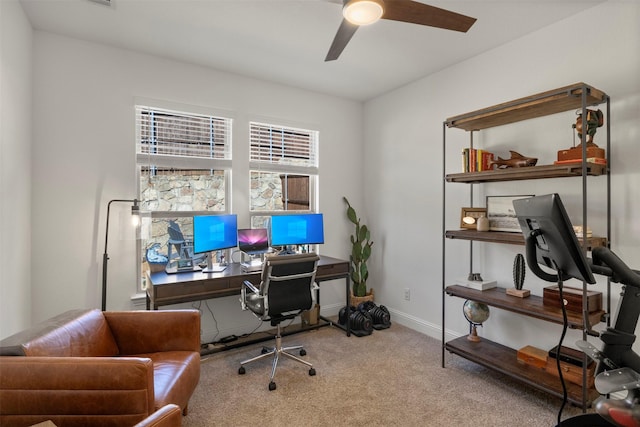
[{"left": 344, "top": 197, "right": 374, "bottom": 306}]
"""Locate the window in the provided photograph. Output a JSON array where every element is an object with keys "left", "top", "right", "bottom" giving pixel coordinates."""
[
  {"left": 250, "top": 122, "right": 318, "bottom": 169},
  {"left": 249, "top": 122, "right": 319, "bottom": 228},
  {"left": 135, "top": 104, "right": 233, "bottom": 291},
  {"left": 137, "top": 106, "right": 230, "bottom": 160}
]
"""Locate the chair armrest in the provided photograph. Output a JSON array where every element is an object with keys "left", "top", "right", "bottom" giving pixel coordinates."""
[
  {"left": 104, "top": 309, "right": 201, "bottom": 354},
  {"left": 240, "top": 280, "right": 260, "bottom": 311},
  {"left": 0, "top": 356, "right": 155, "bottom": 421},
  {"left": 134, "top": 404, "right": 182, "bottom": 427},
  {"left": 243, "top": 280, "right": 259, "bottom": 294}
]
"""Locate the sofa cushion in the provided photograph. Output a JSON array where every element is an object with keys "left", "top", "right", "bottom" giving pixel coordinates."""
[
  {"left": 0, "top": 309, "right": 119, "bottom": 357},
  {"left": 0, "top": 356, "right": 154, "bottom": 426}
]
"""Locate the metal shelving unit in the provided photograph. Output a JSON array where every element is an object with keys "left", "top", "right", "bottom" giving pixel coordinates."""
[{"left": 441, "top": 83, "right": 611, "bottom": 409}]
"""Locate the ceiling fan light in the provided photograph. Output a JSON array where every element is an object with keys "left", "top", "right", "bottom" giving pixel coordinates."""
[{"left": 343, "top": 0, "right": 384, "bottom": 26}]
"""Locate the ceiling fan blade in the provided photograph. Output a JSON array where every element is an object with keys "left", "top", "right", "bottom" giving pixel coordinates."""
[
  {"left": 325, "top": 19, "right": 359, "bottom": 62},
  {"left": 382, "top": 0, "right": 476, "bottom": 32}
]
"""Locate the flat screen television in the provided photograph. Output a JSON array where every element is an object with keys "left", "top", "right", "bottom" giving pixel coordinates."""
[
  {"left": 237, "top": 228, "right": 270, "bottom": 255},
  {"left": 193, "top": 214, "right": 238, "bottom": 254},
  {"left": 513, "top": 194, "right": 595, "bottom": 284},
  {"left": 270, "top": 213, "right": 324, "bottom": 247}
]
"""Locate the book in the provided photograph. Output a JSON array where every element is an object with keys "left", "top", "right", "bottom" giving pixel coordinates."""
[
  {"left": 481, "top": 150, "right": 494, "bottom": 171},
  {"left": 461, "top": 148, "right": 495, "bottom": 172},
  {"left": 455, "top": 278, "right": 498, "bottom": 291},
  {"left": 462, "top": 148, "right": 470, "bottom": 172}
]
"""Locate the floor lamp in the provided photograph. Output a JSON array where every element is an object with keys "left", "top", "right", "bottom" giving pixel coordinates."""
[{"left": 102, "top": 198, "right": 140, "bottom": 311}]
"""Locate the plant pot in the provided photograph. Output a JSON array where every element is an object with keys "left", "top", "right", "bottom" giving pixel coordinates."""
[{"left": 350, "top": 288, "right": 374, "bottom": 307}]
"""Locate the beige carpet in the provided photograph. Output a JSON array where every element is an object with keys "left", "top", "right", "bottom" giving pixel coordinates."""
[{"left": 184, "top": 322, "right": 584, "bottom": 426}]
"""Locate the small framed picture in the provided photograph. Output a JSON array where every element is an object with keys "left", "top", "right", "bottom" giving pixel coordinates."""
[
  {"left": 460, "top": 207, "right": 488, "bottom": 229},
  {"left": 486, "top": 195, "right": 533, "bottom": 232}
]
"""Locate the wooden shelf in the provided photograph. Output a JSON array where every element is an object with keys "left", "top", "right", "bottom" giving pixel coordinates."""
[
  {"left": 445, "top": 285, "right": 605, "bottom": 329},
  {"left": 442, "top": 83, "right": 610, "bottom": 409},
  {"left": 444, "top": 336, "right": 599, "bottom": 408},
  {"left": 445, "top": 229, "right": 607, "bottom": 249},
  {"left": 446, "top": 229, "right": 524, "bottom": 245},
  {"left": 445, "top": 83, "right": 607, "bottom": 131},
  {"left": 446, "top": 163, "right": 606, "bottom": 183}
]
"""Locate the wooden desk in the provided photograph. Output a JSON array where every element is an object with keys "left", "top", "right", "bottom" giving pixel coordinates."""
[{"left": 146, "top": 255, "right": 352, "bottom": 336}]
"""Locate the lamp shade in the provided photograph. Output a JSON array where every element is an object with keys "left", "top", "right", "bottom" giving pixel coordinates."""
[{"left": 343, "top": 0, "right": 384, "bottom": 26}]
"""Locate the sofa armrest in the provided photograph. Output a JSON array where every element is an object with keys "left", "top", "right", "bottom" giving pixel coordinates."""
[
  {"left": 134, "top": 404, "right": 181, "bottom": 427},
  {"left": 0, "top": 356, "right": 155, "bottom": 425},
  {"left": 104, "top": 309, "right": 201, "bottom": 355}
]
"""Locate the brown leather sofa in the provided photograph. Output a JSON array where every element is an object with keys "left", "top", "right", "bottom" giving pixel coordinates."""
[
  {"left": 0, "top": 309, "right": 201, "bottom": 427},
  {"left": 135, "top": 404, "right": 182, "bottom": 427}
]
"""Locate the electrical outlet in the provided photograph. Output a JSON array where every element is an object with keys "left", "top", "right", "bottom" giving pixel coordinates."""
[{"left": 404, "top": 288, "right": 410, "bottom": 301}]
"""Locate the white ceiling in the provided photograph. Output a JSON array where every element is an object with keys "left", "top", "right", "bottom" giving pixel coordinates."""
[{"left": 19, "top": 0, "right": 604, "bottom": 101}]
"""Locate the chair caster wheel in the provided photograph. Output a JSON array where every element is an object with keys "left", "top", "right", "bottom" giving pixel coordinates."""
[
  {"left": 309, "top": 368, "right": 316, "bottom": 376},
  {"left": 269, "top": 381, "right": 276, "bottom": 391},
  {"left": 300, "top": 349, "right": 306, "bottom": 356},
  {"left": 238, "top": 366, "right": 245, "bottom": 375},
  {"left": 261, "top": 347, "right": 269, "bottom": 354}
]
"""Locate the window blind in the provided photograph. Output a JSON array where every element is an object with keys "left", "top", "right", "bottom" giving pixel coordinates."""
[
  {"left": 136, "top": 106, "right": 231, "bottom": 159},
  {"left": 250, "top": 122, "right": 318, "bottom": 173}
]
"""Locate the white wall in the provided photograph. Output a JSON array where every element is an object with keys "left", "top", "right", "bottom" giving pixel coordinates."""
[
  {"left": 6, "top": 0, "right": 639, "bottom": 349},
  {"left": 29, "top": 32, "right": 363, "bottom": 341},
  {"left": 0, "top": 0, "right": 32, "bottom": 338},
  {"left": 364, "top": 0, "right": 640, "bottom": 351}
]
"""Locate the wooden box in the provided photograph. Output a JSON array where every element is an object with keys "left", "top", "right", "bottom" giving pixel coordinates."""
[
  {"left": 543, "top": 285, "right": 602, "bottom": 313},
  {"left": 545, "top": 357, "right": 595, "bottom": 388},
  {"left": 301, "top": 304, "right": 320, "bottom": 326},
  {"left": 557, "top": 146, "right": 605, "bottom": 161},
  {"left": 548, "top": 345, "right": 587, "bottom": 367},
  {"left": 517, "top": 345, "right": 548, "bottom": 369}
]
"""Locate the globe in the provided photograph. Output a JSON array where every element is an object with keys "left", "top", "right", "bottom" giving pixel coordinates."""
[
  {"left": 462, "top": 300, "right": 490, "bottom": 342},
  {"left": 463, "top": 300, "right": 490, "bottom": 325}
]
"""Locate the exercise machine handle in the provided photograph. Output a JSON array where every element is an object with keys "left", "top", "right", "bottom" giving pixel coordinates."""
[
  {"left": 591, "top": 247, "right": 640, "bottom": 288},
  {"left": 524, "top": 230, "right": 569, "bottom": 282}
]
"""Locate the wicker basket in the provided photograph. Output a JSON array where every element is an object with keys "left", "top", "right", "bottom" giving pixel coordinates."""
[{"left": 350, "top": 288, "right": 374, "bottom": 307}]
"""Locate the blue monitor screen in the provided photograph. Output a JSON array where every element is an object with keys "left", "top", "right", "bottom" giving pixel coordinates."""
[
  {"left": 193, "top": 214, "right": 238, "bottom": 254},
  {"left": 238, "top": 228, "right": 270, "bottom": 254},
  {"left": 270, "top": 213, "right": 324, "bottom": 247}
]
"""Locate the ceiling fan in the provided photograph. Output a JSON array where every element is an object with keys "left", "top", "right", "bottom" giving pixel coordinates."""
[{"left": 325, "top": 0, "right": 477, "bottom": 61}]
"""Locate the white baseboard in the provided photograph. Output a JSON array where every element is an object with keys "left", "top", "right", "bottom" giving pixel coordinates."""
[
  {"left": 386, "top": 308, "right": 463, "bottom": 342},
  {"left": 386, "top": 308, "right": 440, "bottom": 340}
]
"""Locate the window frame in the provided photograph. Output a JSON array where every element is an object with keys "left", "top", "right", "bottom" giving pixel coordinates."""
[
  {"left": 248, "top": 120, "right": 320, "bottom": 224},
  {"left": 134, "top": 99, "right": 235, "bottom": 293}
]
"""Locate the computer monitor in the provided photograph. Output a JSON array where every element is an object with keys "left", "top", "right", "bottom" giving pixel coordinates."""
[
  {"left": 193, "top": 214, "right": 238, "bottom": 254},
  {"left": 270, "top": 213, "right": 324, "bottom": 247},
  {"left": 513, "top": 194, "right": 595, "bottom": 284},
  {"left": 237, "top": 228, "right": 270, "bottom": 255}
]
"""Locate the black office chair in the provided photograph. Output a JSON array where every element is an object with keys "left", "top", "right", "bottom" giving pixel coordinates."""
[{"left": 238, "top": 252, "right": 320, "bottom": 391}]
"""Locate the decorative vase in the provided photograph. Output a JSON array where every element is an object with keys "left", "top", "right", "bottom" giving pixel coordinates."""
[{"left": 477, "top": 215, "right": 490, "bottom": 232}]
